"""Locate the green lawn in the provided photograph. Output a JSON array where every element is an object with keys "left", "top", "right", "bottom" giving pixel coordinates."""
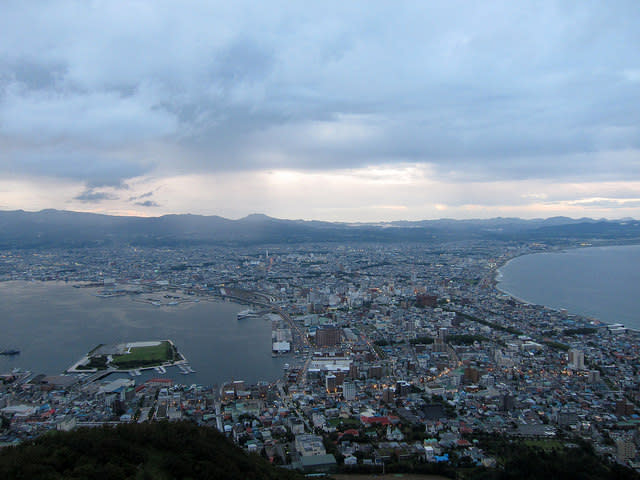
[
  {"left": 111, "top": 341, "right": 175, "bottom": 368},
  {"left": 328, "top": 417, "right": 362, "bottom": 429}
]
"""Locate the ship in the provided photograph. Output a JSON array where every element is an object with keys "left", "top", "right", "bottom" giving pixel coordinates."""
[
  {"left": 0, "top": 349, "right": 20, "bottom": 356},
  {"left": 237, "top": 309, "right": 260, "bottom": 320}
]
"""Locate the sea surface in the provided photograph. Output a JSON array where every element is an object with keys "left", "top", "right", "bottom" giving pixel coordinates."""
[
  {"left": 496, "top": 245, "right": 640, "bottom": 329},
  {"left": 0, "top": 281, "right": 286, "bottom": 385}
]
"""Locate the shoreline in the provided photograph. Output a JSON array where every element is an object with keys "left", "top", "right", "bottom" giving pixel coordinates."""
[{"left": 492, "top": 243, "right": 640, "bottom": 331}]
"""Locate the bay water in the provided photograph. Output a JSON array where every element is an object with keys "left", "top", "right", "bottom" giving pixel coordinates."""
[
  {"left": 497, "top": 245, "right": 640, "bottom": 329},
  {"left": 0, "top": 281, "right": 286, "bottom": 385}
]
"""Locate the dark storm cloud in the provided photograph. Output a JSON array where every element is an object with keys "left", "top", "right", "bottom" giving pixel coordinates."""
[{"left": 1, "top": 0, "right": 639, "bottom": 187}]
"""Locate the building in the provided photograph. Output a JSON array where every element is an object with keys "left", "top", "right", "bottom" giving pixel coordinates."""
[
  {"left": 382, "top": 388, "right": 394, "bottom": 403},
  {"left": 342, "top": 381, "right": 356, "bottom": 401},
  {"left": 316, "top": 326, "right": 341, "bottom": 347},
  {"left": 272, "top": 341, "right": 291, "bottom": 353},
  {"left": 56, "top": 416, "right": 77, "bottom": 432},
  {"left": 568, "top": 349, "right": 585, "bottom": 370},
  {"left": 501, "top": 394, "right": 515, "bottom": 412},
  {"left": 463, "top": 367, "right": 480, "bottom": 384},
  {"left": 395, "top": 381, "right": 411, "bottom": 397},
  {"left": 416, "top": 294, "right": 438, "bottom": 307},
  {"left": 289, "top": 417, "right": 305, "bottom": 435},
  {"left": 293, "top": 454, "right": 337, "bottom": 474},
  {"left": 615, "top": 400, "right": 635, "bottom": 416},
  {"left": 433, "top": 328, "right": 448, "bottom": 353},
  {"left": 616, "top": 438, "right": 636, "bottom": 462},
  {"left": 326, "top": 374, "right": 337, "bottom": 393},
  {"left": 295, "top": 434, "right": 326, "bottom": 457}
]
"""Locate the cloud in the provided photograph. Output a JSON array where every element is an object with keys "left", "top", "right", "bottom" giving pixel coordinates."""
[
  {"left": 128, "top": 191, "right": 154, "bottom": 201},
  {"left": 0, "top": 1, "right": 639, "bottom": 219},
  {"left": 568, "top": 198, "right": 640, "bottom": 209},
  {"left": 135, "top": 200, "right": 160, "bottom": 207},
  {"left": 2, "top": 149, "right": 148, "bottom": 188},
  {"left": 73, "top": 188, "right": 119, "bottom": 203},
  {"left": 0, "top": 85, "right": 178, "bottom": 146}
]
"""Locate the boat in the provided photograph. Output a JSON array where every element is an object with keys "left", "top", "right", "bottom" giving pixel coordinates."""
[
  {"left": 237, "top": 309, "right": 259, "bottom": 320},
  {"left": 0, "top": 349, "right": 20, "bottom": 356}
]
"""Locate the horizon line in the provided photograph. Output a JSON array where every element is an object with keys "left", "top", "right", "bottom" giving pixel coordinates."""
[{"left": 1, "top": 208, "right": 637, "bottom": 224}]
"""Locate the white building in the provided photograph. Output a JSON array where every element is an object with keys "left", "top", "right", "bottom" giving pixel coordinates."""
[
  {"left": 342, "top": 382, "right": 356, "bottom": 401},
  {"left": 295, "top": 434, "right": 327, "bottom": 456}
]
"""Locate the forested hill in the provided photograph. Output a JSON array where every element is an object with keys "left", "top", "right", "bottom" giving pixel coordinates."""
[{"left": 0, "top": 422, "right": 302, "bottom": 480}]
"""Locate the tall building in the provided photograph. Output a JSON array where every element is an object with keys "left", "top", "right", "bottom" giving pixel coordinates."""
[
  {"left": 382, "top": 387, "right": 394, "bottom": 403},
  {"left": 395, "top": 381, "right": 411, "bottom": 397},
  {"left": 463, "top": 366, "right": 480, "bottom": 384},
  {"left": 325, "top": 374, "right": 337, "bottom": 393},
  {"left": 568, "top": 349, "right": 585, "bottom": 370},
  {"left": 501, "top": 394, "right": 515, "bottom": 412},
  {"left": 433, "top": 327, "right": 448, "bottom": 353},
  {"left": 316, "top": 326, "right": 341, "bottom": 347},
  {"left": 342, "top": 381, "right": 356, "bottom": 401}
]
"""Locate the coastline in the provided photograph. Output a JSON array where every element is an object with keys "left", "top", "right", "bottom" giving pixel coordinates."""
[{"left": 492, "top": 244, "right": 640, "bottom": 330}]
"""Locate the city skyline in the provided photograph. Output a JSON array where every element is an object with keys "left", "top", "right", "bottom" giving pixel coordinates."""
[{"left": 1, "top": 2, "right": 639, "bottom": 221}]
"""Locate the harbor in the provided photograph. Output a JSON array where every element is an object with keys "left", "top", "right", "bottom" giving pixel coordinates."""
[{"left": 0, "top": 280, "right": 288, "bottom": 387}]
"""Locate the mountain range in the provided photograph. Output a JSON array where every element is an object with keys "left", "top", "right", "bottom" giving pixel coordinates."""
[{"left": 0, "top": 209, "right": 639, "bottom": 248}]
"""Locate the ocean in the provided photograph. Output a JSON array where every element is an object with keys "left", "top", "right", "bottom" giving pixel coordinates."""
[{"left": 496, "top": 244, "right": 640, "bottom": 329}]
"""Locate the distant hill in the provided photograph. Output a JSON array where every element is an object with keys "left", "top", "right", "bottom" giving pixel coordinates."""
[
  {"left": 0, "top": 209, "right": 639, "bottom": 248},
  {"left": 0, "top": 422, "right": 302, "bottom": 480}
]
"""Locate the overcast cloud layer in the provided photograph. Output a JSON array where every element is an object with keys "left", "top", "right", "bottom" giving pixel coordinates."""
[{"left": 1, "top": 1, "right": 639, "bottom": 220}]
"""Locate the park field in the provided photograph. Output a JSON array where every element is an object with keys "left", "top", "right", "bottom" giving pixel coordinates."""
[
  {"left": 111, "top": 341, "right": 177, "bottom": 368},
  {"left": 69, "top": 340, "right": 183, "bottom": 372}
]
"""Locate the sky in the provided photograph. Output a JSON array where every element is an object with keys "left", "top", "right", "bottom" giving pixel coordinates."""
[{"left": 1, "top": 1, "right": 639, "bottom": 222}]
